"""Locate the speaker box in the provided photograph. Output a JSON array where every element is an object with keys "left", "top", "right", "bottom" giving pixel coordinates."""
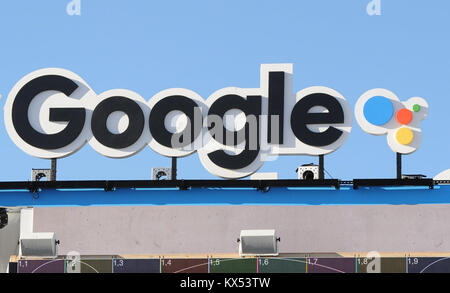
[
  {"left": 239, "top": 229, "right": 278, "bottom": 256},
  {"left": 20, "top": 233, "right": 57, "bottom": 257}
]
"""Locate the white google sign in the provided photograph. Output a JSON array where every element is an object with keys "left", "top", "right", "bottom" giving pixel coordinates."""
[{"left": 3, "top": 64, "right": 427, "bottom": 179}]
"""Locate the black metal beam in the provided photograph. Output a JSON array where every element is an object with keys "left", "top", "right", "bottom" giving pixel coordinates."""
[
  {"left": 50, "top": 159, "right": 57, "bottom": 181},
  {"left": 319, "top": 155, "right": 324, "bottom": 180},
  {"left": 0, "top": 179, "right": 341, "bottom": 192},
  {"left": 171, "top": 157, "right": 177, "bottom": 180},
  {"left": 0, "top": 178, "right": 441, "bottom": 193},
  {"left": 435, "top": 180, "right": 450, "bottom": 185},
  {"left": 396, "top": 153, "right": 402, "bottom": 179},
  {"left": 353, "top": 178, "right": 434, "bottom": 190}
]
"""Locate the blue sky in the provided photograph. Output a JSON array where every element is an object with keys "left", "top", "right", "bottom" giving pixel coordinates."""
[{"left": 0, "top": 0, "right": 449, "bottom": 181}]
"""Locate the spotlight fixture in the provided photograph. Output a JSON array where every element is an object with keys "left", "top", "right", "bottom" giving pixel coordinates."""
[
  {"left": 31, "top": 169, "right": 51, "bottom": 181},
  {"left": 152, "top": 167, "right": 172, "bottom": 180},
  {"left": 296, "top": 164, "right": 319, "bottom": 180}
]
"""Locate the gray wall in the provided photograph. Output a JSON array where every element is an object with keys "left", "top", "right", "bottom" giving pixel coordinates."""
[
  {"left": 0, "top": 212, "right": 20, "bottom": 272},
  {"left": 33, "top": 205, "right": 450, "bottom": 255}
]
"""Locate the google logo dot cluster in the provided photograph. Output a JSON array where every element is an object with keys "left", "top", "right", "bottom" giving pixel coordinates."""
[{"left": 355, "top": 89, "right": 428, "bottom": 154}]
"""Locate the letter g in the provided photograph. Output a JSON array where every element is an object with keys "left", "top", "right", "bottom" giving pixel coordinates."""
[{"left": 11, "top": 75, "right": 86, "bottom": 150}]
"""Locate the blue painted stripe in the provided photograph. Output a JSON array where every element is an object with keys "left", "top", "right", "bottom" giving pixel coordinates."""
[{"left": 0, "top": 185, "right": 449, "bottom": 207}]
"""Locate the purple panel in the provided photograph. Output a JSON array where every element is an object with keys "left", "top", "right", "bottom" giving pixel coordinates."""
[
  {"left": 113, "top": 259, "right": 160, "bottom": 273},
  {"left": 307, "top": 258, "right": 355, "bottom": 273},
  {"left": 17, "top": 259, "right": 65, "bottom": 273},
  {"left": 161, "top": 259, "right": 209, "bottom": 273},
  {"left": 407, "top": 257, "right": 450, "bottom": 273}
]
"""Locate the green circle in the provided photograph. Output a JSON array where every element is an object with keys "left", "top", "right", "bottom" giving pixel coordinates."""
[{"left": 412, "top": 104, "right": 421, "bottom": 112}]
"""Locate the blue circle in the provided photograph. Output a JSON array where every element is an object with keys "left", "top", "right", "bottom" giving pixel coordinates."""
[{"left": 363, "top": 96, "right": 394, "bottom": 126}]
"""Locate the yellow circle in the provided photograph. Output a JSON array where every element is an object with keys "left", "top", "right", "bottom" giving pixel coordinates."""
[{"left": 396, "top": 128, "right": 414, "bottom": 145}]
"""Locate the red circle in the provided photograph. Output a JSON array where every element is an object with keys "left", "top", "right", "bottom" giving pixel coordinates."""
[{"left": 396, "top": 109, "right": 413, "bottom": 125}]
